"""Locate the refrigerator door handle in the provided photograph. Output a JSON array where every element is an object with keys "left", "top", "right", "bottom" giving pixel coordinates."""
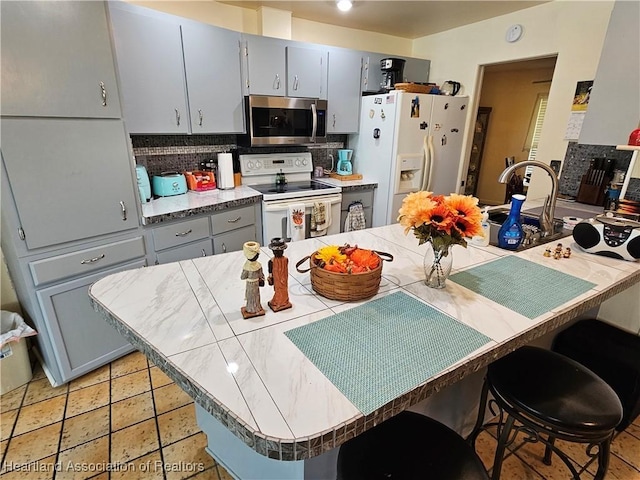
[{"left": 421, "top": 135, "right": 435, "bottom": 191}]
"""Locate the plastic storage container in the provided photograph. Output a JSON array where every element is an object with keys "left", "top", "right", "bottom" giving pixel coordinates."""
[{"left": 1, "top": 311, "right": 36, "bottom": 395}]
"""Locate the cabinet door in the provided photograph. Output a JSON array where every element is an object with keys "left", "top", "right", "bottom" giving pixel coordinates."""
[
  {"left": 1, "top": 118, "right": 139, "bottom": 250},
  {"left": 245, "top": 36, "right": 287, "bottom": 96},
  {"left": 213, "top": 226, "right": 256, "bottom": 255},
  {"left": 182, "top": 22, "right": 244, "bottom": 133},
  {"left": 361, "top": 52, "right": 386, "bottom": 92},
  {"left": 1, "top": 1, "right": 121, "bottom": 118},
  {"left": 36, "top": 260, "right": 144, "bottom": 383},
  {"left": 402, "top": 57, "right": 431, "bottom": 84},
  {"left": 155, "top": 239, "right": 213, "bottom": 264},
  {"left": 327, "top": 49, "right": 362, "bottom": 133},
  {"left": 108, "top": 5, "right": 188, "bottom": 134},
  {"left": 286, "top": 45, "right": 325, "bottom": 98}
]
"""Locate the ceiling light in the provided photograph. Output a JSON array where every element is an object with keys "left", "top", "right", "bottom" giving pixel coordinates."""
[{"left": 336, "top": 0, "right": 352, "bottom": 12}]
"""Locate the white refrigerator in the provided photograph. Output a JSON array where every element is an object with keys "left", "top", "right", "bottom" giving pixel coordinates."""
[{"left": 350, "top": 90, "right": 468, "bottom": 227}]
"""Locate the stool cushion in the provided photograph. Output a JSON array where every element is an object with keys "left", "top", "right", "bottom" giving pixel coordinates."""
[
  {"left": 488, "top": 346, "right": 623, "bottom": 434},
  {"left": 337, "top": 411, "right": 489, "bottom": 480},
  {"left": 553, "top": 319, "right": 640, "bottom": 431}
]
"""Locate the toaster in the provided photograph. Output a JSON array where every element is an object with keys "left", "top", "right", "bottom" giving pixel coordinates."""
[
  {"left": 152, "top": 172, "right": 187, "bottom": 197},
  {"left": 135, "top": 165, "right": 151, "bottom": 203},
  {"left": 572, "top": 215, "right": 640, "bottom": 261}
]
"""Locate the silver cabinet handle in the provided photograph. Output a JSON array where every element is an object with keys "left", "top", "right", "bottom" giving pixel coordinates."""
[
  {"left": 99, "top": 81, "right": 107, "bottom": 106},
  {"left": 175, "top": 108, "right": 181, "bottom": 126},
  {"left": 274, "top": 74, "right": 281, "bottom": 90},
  {"left": 119, "top": 201, "right": 127, "bottom": 221},
  {"left": 198, "top": 109, "right": 203, "bottom": 127},
  {"left": 175, "top": 229, "right": 192, "bottom": 237},
  {"left": 81, "top": 254, "right": 105, "bottom": 265},
  {"left": 201, "top": 249, "right": 206, "bottom": 257},
  {"left": 222, "top": 243, "right": 227, "bottom": 253},
  {"left": 227, "top": 217, "right": 241, "bottom": 223},
  {"left": 293, "top": 75, "right": 299, "bottom": 91},
  {"left": 332, "top": 114, "right": 336, "bottom": 128}
]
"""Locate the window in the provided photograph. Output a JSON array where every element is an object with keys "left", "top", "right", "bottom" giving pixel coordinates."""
[{"left": 523, "top": 93, "right": 549, "bottom": 184}]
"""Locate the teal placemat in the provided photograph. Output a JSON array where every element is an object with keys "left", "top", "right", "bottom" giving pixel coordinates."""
[
  {"left": 284, "top": 291, "right": 491, "bottom": 415},
  {"left": 449, "top": 256, "right": 596, "bottom": 319}
]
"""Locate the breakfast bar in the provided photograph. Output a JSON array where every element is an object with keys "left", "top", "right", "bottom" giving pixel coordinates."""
[{"left": 88, "top": 224, "right": 640, "bottom": 479}]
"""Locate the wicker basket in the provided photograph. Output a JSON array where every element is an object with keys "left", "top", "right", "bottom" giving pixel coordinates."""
[
  {"left": 393, "top": 83, "right": 436, "bottom": 94},
  {"left": 295, "top": 250, "right": 393, "bottom": 301}
]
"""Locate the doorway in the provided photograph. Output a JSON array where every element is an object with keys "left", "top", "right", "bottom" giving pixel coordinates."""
[{"left": 464, "top": 56, "right": 557, "bottom": 205}]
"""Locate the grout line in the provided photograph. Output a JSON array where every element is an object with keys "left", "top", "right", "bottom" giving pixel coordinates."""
[
  {"left": 147, "top": 366, "right": 168, "bottom": 480},
  {"left": 108, "top": 361, "right": 112, "bottom": 480},
  {"left": 52, "top": 382, "right": 70, "bottom": 480}
]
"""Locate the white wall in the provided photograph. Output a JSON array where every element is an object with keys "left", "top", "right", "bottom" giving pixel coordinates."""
[{"left": 412, "top": 1, "right": 615, "bottom": 201}]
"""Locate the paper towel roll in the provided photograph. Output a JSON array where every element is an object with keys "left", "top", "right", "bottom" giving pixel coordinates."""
[{"left": 217, "top": 153, "right": 235, "bottom": 190}]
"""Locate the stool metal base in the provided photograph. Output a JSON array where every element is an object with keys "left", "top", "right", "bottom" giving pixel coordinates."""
[{"left": 469, "top": 380, "right": 615, "bottom": 480}]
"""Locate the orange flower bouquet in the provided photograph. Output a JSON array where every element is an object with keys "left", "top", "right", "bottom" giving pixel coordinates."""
[{"left": 398, "top": 191, "right": 483, "bottom": 288}]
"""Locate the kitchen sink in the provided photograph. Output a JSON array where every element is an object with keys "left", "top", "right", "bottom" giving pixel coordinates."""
[{"left": 487, "top": 208, "right": 573, "bottom": 251}]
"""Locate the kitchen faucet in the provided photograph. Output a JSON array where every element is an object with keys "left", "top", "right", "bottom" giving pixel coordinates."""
[{"left": 498, "top": 160, "right": 559, "bottom": 238}]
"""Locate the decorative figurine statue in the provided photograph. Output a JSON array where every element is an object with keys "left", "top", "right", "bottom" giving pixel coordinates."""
[
  {"left": 241, "top": 241, "right": 265, "bottom": 319},
  {"left": 563, "top": 247, "right": 572, "bottom": 258},
  {"left": 543, "top": 247, "right": 552, "bottom": 258},
  {"left": 553, "top": 243, "right": 563, "bottom": 260},
  {"left": 267, "top": 238, "right": 292, "bottom": 312}
]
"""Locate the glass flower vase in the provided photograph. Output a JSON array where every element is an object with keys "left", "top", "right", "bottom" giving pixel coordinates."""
[{"left": 423, "top": 243, "right": 453, "bottom": 289}]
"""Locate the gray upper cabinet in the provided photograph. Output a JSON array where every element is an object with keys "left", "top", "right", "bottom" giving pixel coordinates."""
[
  {"left": 403, "top": 57, "right": 431, "bottom": 84},
  {"left": 1, "top": 118, "right": 139, "bottom": 250},
  {"left": 578, "top": 0, "right": 639, "bottom": 146},
  {"left": 361, "top": 52, "right": 387, "bottom": 92},
  {"left": 182, "top": 22, "right": 244, "bottom": 133},
  {"left": 327, "top": 48, "right": 363, "bottom": 133},
  {"left": 108, "top": 5, "right": 189, "bottom": 134},
  {"left": 245, "top": 35, "right": 288, "bottom": 95},
  {"left": 0, "top": 1, "right": 121, "bottom": 118},
  {"left": 286, "top": 45, "right": 326, "bottom": 99}
]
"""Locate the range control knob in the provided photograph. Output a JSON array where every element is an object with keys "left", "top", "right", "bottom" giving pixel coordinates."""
[
  {"left": 254, "top": 161, "right": 262, "bottom": 170},
  {"left": 247, "top": 161, "right": 254, "bottom": 170},
  {"left": 301, "top": 158, "right": 309, "bottom": 166},
  {"left": 295, "top": 159, "right": 301, "bottom": 167}
]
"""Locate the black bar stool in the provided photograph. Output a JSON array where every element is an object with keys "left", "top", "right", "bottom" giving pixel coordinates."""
[
  {"left": 468, "top": 346, "right": 623, "bottom": 480},
  {"left": 337, "top": 411, "right": 489, "bottom": 479}
]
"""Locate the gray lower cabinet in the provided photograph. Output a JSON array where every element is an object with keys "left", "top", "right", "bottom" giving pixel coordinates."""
[
  {"left": 156, "top": 239, "right": 213, "bottom": 264},
  {"left": 213, "top": 226, "right": 256, "bottom": 254},
  {"left": 340, "top": 189, "right": 375, "bottom": 232},
  {"left": 0, "top": 1, "right": 121, "bottom": 118},
  {"left": 36, "top": 260, "right": 144, "bottom": 382}
]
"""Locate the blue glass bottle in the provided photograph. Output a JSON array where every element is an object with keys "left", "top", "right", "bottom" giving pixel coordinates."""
[{"left": 498, "top": 194, "right": 526, "bottom": 250}]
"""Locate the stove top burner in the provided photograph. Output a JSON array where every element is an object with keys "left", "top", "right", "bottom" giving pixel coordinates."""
[{"left": 250, "top": 181, "right": 335, "bottom": 195}]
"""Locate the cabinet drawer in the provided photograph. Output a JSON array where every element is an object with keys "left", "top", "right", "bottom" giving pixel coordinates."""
[
  {"left": 213, "top": 226, "right": 256, "bottom": 254},
  {"left": 341, "top": 189, "right": 374, "bottom": 209},
  {"left": 211, "top": 205, "right": 255, "bottom": 235},
  {"left": 155, "top": 239, "right": 213, "bottom": 264},
  {"left": 152, "top": 217, "right": 210, "bottom": 251},
  {"left": 30, "top": 236, "right": 146, "bottom": 286}
]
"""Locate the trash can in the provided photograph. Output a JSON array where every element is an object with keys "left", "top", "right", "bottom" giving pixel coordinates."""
[{"left": 1, "top": 310, "right": 37, "bottom": 395}]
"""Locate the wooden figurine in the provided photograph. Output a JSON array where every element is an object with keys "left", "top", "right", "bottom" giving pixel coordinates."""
[
  {"left": 267, "top": 238, "right": 292, "bottom": 312},
  {"left": 553, "top": 243, "right": 563, "bottom": 260},
  {"left": 241, "top": 241, "right": 265, "bottom": 319}
]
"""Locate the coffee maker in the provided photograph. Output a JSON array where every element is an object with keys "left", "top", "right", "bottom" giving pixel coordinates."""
[
  {"left": 336, "top": 150, "right": 353, "bottom": 176},
  {"left": 380, "top": 58, "right": 406, "bottom": 91}
]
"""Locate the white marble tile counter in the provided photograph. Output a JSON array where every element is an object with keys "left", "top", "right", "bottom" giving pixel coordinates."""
[
  {"left": 89, "top": 224, "right": 640, "bottom": 473},
  {"left": 140, "top": 185, "right": 262, "bottom": 225}
]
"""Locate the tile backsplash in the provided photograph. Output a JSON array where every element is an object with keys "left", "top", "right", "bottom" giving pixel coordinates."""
[
  {"left": 131, "top": 134, "right": 348, "bottom": 177},
  {"left": 559, "top": 142, "right": 639, "bottom": 201}
]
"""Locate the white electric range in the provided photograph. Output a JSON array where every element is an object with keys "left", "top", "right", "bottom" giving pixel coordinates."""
[{"left": 240, "top": 152, "right": 342, "bottom": 241}]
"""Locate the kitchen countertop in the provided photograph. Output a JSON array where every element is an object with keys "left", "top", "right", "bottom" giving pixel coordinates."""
[
  {"left": 89, "top": 222, "right": 640, "bottom": 461},
  {"left": 315, "top": 175, "right": 378, "bottom": 191}
]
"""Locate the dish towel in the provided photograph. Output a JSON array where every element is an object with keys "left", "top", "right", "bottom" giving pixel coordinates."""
[
  {"left": 310, "top": 201, "right": 332, "bottom": 237},
  {"left": 288, "top": 204, "right": 306, "bottom": 241},
  {"left": 344, "top": 202, "right": 366, "bottom": 232}
]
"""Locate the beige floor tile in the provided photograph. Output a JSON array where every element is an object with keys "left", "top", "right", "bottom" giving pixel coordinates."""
[
  {"left": 111, "top": 391, "right": 155, "bottom": 431},
  {"left": 473, "top": 430, "right": 497, "bottom": 471},
  {"left": 60, "top": 406, "right": 109, "bottom": 451},
  {"left": 56, "top": 435, "right": 109, "bottom": 480},
  {"left": 111, "top": 351, "right": 149, "bottom": 379},
  {"left": 111, "top": 370, "right": 150, "bottom": 403},
  {"left": 13, "top": 394, "right": 66, "bottom": 435},
  {"left": 512, "top": 439, "right": 585, "bottom": 479},
  {"left": 0, "top": 384, "right": 27, "bottom": 412},
  {"left": 150, "top": 366, "right": 173, "bottom": 389},
  {"left": 216, "top": 465, "right": 234, "bottom": 480},
  {"left": 111, "top": 450, "right": 164, "bottom": 480},
  {"left": 626, "top": 422, "right": 640, "bottom": 441},
  {"left": 31, "top": 363, "right": 47, "bottom": 381},
  {"left": 495, "top": 451, "right": 545, "bottom": 479},
  {"left": 0, "top": 454, "right": 57, "bottom": 480},
  {"left": 191, "top": 468, "right": 222, "bottom": 479},
  {"left": 91, "top": 474, "right": 109, "bottom": 480},
  {"left": 68, "top": 365, "right": 110, "bottom": 392},
  {"left": 65, "top": 381, "right": 110, "bottom": 418},
  {"left": 153, "top": 383, "right": 192, "bottom": 415},
  {"left": 0, "top": 408, "right": 18, "bottom": 441},
  {"left": 110, "top": 418, "right": 159, "bottom": 464},
  {"left": 3, "top": 422, "right": 62, "bottom": 465},
  {"left": 611, "top": 430, "right": 640, "bottom": 470},
  {"left": 158, "top": 404, "right": 200, "bottom": 447},
  {"left": 594, "top": 453, "right": 640, "bottom": 479},
  {"left": 0, "top": 439, "right": 7, "bottom": 460},
  {"left": 162, "top": 432, "right": 215, "bottom": 480},
  {"left": 23, "top": 377, "right": 67, "bottom": 406}
]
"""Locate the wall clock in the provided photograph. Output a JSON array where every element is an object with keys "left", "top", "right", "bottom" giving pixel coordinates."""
[{"left": 506, "top": 24, "right": 523, "bottom": 43}]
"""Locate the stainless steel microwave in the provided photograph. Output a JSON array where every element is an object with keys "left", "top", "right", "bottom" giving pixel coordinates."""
[{"left": 242, "top": 95, "right": 327, "bottom": 146}]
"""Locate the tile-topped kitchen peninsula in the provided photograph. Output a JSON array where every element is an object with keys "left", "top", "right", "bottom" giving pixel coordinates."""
[{"left": 89, "top": 222, "right": 640, "bottom": 479}]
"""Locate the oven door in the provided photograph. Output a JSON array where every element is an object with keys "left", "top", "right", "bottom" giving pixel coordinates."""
[{"left": 262, "top": 194, "right": 342, "bottom": 241}]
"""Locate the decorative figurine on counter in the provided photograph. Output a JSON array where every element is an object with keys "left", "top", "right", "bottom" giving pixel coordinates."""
[
  {"left": 241, "top": 241, "right": 265, "bottom": 319},
  {"left": 543, "top": 247, "right": 552, "bottom": 258},
  {"left": 267, "top": 238, "right": 292, "bottom": 312},
  {"left": 563, "top": 247, "right": 572, "bottom": 258},
  {"left": 553, "top": 243, "right": 563, "bottom": 260}
]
